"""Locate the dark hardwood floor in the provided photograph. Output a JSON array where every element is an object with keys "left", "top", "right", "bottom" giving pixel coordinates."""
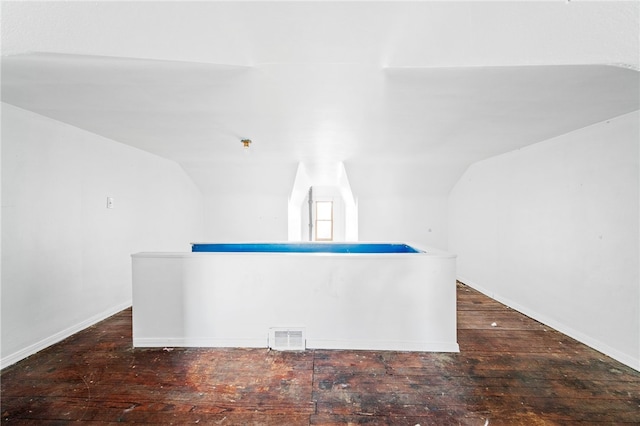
[{"left": 2, "top": 282, "right": 639, "bottom": 424}]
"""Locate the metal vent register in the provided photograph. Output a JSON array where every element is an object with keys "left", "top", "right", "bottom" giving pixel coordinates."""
[{"left": 269, "top": 328, "right": 306, "bottom": 351}]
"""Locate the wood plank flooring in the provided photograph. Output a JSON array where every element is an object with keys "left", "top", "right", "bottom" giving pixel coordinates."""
[{"left": 2, "top": 282, "right": 639, "bottom": 424}]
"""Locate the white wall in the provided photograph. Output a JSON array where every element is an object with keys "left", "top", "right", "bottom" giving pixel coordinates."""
[
  {"left": 288, "top": 163, "right": 314, "bottom": 241},
  {"left": 449, "top": 112, "right": 639, "bottom": 370},
  {"left": 346, "top": 160, "right": 452, "bottom": 250},
  {"left": 358, "top": 195, "right": 448, "bottom": 249},
  {"left": 1, "top": 104, "right": 204, "bottom": 367},
  {"left": 203, "top": 194, "right": 288, "bottom": 242},
  {"left": 188, "top": 160, "right": 294, "bottom": 242}
]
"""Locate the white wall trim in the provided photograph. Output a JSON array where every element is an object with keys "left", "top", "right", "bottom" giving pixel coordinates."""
[
  {"left": 133, "top": 337, "right": 268, "bottom": 348},
  {"left": 1, "top": 300, "right": 132, "bottom": 370},
  {"left": 458, "top": 275, "right": 640, "bottom": 372},
  {"left": 133, "top": 337, "right": 459, "bottom": 353},
  {"left": 307, "top": 339, "right": 460, "bottom": 353}
]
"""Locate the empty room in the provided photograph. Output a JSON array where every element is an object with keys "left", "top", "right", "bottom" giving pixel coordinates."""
[{"left": 1, "top": 1, "right": 639, "bottom": 424}]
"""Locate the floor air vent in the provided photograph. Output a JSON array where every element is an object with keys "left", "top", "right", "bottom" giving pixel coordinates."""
[{"left": 269, "top": 328, "right": 305, "bottom": 351}]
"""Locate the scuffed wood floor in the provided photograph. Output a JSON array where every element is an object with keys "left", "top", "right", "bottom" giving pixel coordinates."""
[{"left": 2, "top": 282, "right": 639, "bottom": 424}]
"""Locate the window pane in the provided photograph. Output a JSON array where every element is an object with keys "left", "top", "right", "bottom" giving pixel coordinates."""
[
  {"left": 316, "top": 221, "right": 332, "bottom": 240},
  {"left": 316, "top": 201, "right": 332, "bottom": 220}
]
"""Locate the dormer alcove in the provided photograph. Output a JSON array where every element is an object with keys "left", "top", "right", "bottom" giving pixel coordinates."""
[{"left": 288, "top": 161, "right": 357, "bottom": 242}]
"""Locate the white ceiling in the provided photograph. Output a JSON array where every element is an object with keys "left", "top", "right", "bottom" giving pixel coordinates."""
[{"left": 2, "top": 1, "right": 639, "bottom": 196}]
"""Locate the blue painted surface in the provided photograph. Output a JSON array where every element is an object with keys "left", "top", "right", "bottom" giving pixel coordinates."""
[{"left": 191, "top": 243, "right": 422, "bottom": 254}]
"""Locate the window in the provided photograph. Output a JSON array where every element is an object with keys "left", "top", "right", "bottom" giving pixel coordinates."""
[{"left": 315, "top": 201, "right": 333, "bottom": 241}]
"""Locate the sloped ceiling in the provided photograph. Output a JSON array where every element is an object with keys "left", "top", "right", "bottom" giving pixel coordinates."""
[{"left": 2, "top": 1, "right": 639, "bottom": 196}]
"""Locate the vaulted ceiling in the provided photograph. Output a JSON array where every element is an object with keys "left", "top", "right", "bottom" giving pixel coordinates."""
[{"left": 2, "top": 1, "right": 638, "bottom": 196}]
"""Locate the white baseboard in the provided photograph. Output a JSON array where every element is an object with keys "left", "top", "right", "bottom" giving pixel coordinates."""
[
  {"left": 307, "top": 339, "right": 460, "bottom": 353},
  {"left": 133, "top": 337, "right": 460, "bottom": 353},
  {"left": 133, "top": 337, "right": 268, "bottom": 348},
  {"left": 457, "top": 275, "right": 640, "bottom": 372},
  {"left": 1, "top": 300, "right": 132, "bottom": 370}
]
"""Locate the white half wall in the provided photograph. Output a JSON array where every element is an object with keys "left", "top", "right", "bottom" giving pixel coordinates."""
[
  {"left": 131, "top": 248, "right": 458, "bottom": 352},
  {"left": 448, "top": 111, "right": 639, "bottom": 370},
  {"left": 1, "top": 103, "right": 204, "bottom": 368}
]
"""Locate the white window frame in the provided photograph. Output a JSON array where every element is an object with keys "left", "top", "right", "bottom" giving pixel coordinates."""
[{"left": 315, "top": 201, "right": 333, "bottom": 241}]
